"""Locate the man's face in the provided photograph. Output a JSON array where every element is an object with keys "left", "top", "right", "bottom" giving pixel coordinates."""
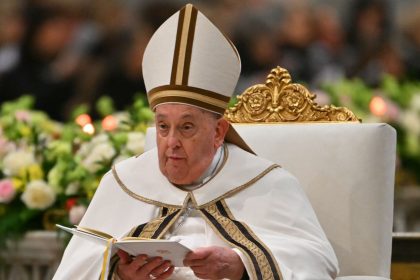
[{"left": 155, "top": 104, "right": 228, "bottom": 185}]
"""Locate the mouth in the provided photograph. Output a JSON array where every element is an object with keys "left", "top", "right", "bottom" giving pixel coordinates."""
[{"left": 167, "top": 155, "right": 185, "bottom": 161}]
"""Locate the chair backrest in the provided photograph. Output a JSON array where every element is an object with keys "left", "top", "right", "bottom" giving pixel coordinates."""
[{"left": 144, "top": 67, "right": 397, "bottom": 278}]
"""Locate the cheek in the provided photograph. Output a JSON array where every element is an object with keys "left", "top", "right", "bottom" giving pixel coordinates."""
[
  {"left": 156, "top": 134, "right": 167, "bottom": 150},
  {"left": 156, "top": 138, "right": 167, "bottom": 164},
  {"left": 186, "top": 138, "right": 213, "bottom": 163}
]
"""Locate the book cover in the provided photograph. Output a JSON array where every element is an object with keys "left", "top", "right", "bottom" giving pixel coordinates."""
[{"left": 56, "top": 224, "right": 192, "bottom": 277}]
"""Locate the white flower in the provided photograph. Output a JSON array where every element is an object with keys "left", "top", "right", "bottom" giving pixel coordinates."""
[
  {"left": 77, "top": 133, "right": 109, "bottom": 158},
  {"left": 3, "top": 149, "right": 36, "bottom": 176},
  {"left": 82, "top": 142, "right": 116, "bottom": 173},
  {"left": 114, "top": 112, "right": 130, "bottom": 125},
  {"left": 65, "top": 182, "right": 81, "bottom": 196},
  {"left": 401, "top": 110, "right": 420, "bottom": 136},
  {"left": 69, "top": 205, "right": 87, "bottom": 224},
  {"left": 410, "top": 94, "right": 420, "bottom": 111},
  {"left": 21, "top": 180, "right": 56, "bottom": 210},
  {"left": 126, "top": 132, "right": 145, "bottom": 155}
]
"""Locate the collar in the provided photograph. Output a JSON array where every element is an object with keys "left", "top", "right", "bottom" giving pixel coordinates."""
[{"left": 112, "top": 144, "right": 278, "bottom": 208}]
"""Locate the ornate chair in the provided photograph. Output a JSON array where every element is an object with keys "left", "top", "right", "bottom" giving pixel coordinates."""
[{"left": 145, "top": 67, "right": 397, "bottom": 280}]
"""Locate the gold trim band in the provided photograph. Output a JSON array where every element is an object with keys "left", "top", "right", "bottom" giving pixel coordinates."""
[
  {"left": 175, "top": 5, "right": 192, "bottom": 84},
  {"left": 170, "top": 4, "right": 198, "bottom": 86},
  {"left": 199, "top": 200, "right": 283, "bottom": 280},
  {"left": 198, "top": 164, "right": 280, "bottom": 209},
  {"left": 149, "top": 89, "right": 228, "bottom": 112},
  {"left": 112, "top": 165, "right": 183, "bottom": 209}
]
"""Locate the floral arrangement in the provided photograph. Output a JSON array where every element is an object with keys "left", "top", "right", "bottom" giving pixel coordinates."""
[
  {"left": 319, "top": 75, "right": 420, "bottom": 187},
  {"left": 0, "top": 95, "right": 153, "bottom": 244}
]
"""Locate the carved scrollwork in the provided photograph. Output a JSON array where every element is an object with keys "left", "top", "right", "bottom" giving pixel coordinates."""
[{"left": 225, "top": 67, "right": 360, "bottom": 123}]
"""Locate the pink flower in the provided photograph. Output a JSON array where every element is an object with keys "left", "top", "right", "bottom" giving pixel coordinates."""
[
  {"left": 15, "top": 110, "right": 31, "bottom": 122},
  {"left": 0, "top": 179, "right": 16, "bottom": 203},
  {"left": 69, "top": 205, "right": 87, "bottom": 224}
]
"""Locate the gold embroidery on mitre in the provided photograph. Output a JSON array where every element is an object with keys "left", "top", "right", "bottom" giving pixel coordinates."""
[
  {"left": 225, "top": 66, "right": 360, "bottom": 123},
  {"left": 149, "top": 89, "right": 228, "bottom": 110},
  {"left": 170, "top": 4, "right": 198, "bottom": 86},
  {"left": 200, "top": 201, "right": 282, "bottom": 280}
]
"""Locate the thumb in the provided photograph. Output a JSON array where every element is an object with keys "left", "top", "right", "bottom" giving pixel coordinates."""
[
  {"left": 117, "top": 249, "right": 131, "bottom": 264},
  {"left": 185, "top": 247, "right": 212, "bottom": 261}
]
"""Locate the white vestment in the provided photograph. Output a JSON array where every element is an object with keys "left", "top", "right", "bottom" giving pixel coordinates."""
[{"left": 53, "top": 144, "right": 339, "bottom": 280}]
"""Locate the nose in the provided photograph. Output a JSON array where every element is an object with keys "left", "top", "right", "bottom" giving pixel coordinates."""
[{"left": 167, "top": 129, "right": 181, "bottom": 149}]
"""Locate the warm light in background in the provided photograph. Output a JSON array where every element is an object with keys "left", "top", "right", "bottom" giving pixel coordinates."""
[
  {"left": 369, "top": 96, "right": 387, "bottom": 117},
  {"left": 102, "top": 115, "right": 117, "bottom": 131},
  {"left": 75, "top": 114, "right": 92, "bottom": 127},
  {"left": 82, "top": 123, "right": 95, "bottom": 135}
]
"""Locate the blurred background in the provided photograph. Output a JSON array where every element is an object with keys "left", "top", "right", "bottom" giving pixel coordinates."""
[
  {"left": 1, "top": 0, "right": 419, "bottom": 120},
  {"left": 0, "top": 1, "right": 420, "bottom": 279},
  {"left": 1, "top": 0, "right": 420, "bottom": 227}
]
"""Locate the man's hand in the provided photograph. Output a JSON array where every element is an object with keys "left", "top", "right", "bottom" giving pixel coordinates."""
[
  {"left": 183, "top": 246, "right": 245, "bottom": 280},
  {"left": 116, "top": 250, "right": 174, "bottom": 280}
]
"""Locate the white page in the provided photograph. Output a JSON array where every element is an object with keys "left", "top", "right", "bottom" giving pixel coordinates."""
[{"left": 115, "top": 240, "right": 192, "bottom": 267}]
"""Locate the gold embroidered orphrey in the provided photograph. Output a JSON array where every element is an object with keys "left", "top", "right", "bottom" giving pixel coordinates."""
[{"left": 225, "top": 66, "right": 360, "bottom": 123}]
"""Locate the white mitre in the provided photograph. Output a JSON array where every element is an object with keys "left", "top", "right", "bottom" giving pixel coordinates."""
[{"left": 142, "top": 3, "right": 253, "bottom": 153}]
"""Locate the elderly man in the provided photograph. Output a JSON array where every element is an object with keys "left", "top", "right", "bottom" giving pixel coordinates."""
[{"left": 54, "top": 4, "right": 338, "bottom": 280}]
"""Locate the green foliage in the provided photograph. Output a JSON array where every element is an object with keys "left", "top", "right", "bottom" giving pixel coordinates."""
[
  {"left": 0, "top": 94, "right": 153, "bottom": 245},
  {"left": 321, "top": 76, "right": 420, "bottom": 186},
  {"left": 96, "top": 96, "right": 115, "bottom": 117}
]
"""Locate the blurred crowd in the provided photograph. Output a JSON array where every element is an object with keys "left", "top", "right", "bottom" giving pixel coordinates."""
[{"left": 0, "top": 0, "right": 419, "bottom": 121}]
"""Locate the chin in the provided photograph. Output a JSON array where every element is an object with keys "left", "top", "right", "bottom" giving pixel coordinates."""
[
  {"left": 167, "top": 176, "right": 191, "bottom": 185},
  {"left": 164, "top": 169, "right": 189, "bottom": 185}
]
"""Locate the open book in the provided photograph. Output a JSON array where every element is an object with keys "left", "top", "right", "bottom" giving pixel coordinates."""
[{"left": 56, "top": 224, "right": 192, "bottom": 277}]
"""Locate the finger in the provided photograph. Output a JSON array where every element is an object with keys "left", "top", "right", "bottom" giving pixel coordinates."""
[
  {"left": 130, "top": 254, "right": 148, "bottom": 270},
  {"left": 149, "top": 261, "right": 172, "bottom": 277},
  {"left": 155, "top": 266, "right": 175, "bottom": 280},
  {"left": 117, "top": 250, "right": 131, "bottom": 265},
  {"left": 183, "top": 258, "right": 207, "bottom": 267},
  {"left": 184, "top": 248, "right": 212, "bottom": 261},
  {"left": 140, "top": 256, "right": 163, "bottom": 273}
]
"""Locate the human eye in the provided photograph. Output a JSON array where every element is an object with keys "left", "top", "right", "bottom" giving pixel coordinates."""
[
  {"left": 180, "top": 122, "right": 196, "bottom": 136},
  {"left": 182, "top": 123, "right": 194, "bottom": 131},
  {"left": 157, "top": 122, "right": 169, "bottom": 135}
]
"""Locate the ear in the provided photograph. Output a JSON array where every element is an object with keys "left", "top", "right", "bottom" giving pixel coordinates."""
[{"left": 214, "top": 118, "right": 229, "bottom": 148}]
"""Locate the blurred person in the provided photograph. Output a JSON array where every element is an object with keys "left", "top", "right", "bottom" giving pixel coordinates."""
[
  {"left": 344, "top": 0, "right": 404, "bottom": 85},
  {"left": 0, "top": 1, "right": 25, "bottom": 76},
  {"left": 307, "top": 5, "right": 347, "bottom": 86},
  {"left": 65, "top": 0, "right": 181, "bottom": 118},
  {"left": 276, "top": 1, "right": 317, "bottom": 82},
  {"left": 399, "top": 4, "right": 420, "bottom": 79},
  {"left": 233, "top": 4, "right": 283, "bottom": 92},
  {"left": 54, "top": 4, "right": 339, "bottom": 280},
  {"left": 0, "top": 2, "right": 80, "bottom": 120}
]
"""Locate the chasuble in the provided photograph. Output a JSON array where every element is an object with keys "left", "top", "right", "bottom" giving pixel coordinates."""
[{"left": 53, "top": 144, "right": 338, "bottom": 280}]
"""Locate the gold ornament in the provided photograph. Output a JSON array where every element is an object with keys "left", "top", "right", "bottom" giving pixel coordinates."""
[{"left": 225, "top": 67, "right": 360, "bottom": 123}]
